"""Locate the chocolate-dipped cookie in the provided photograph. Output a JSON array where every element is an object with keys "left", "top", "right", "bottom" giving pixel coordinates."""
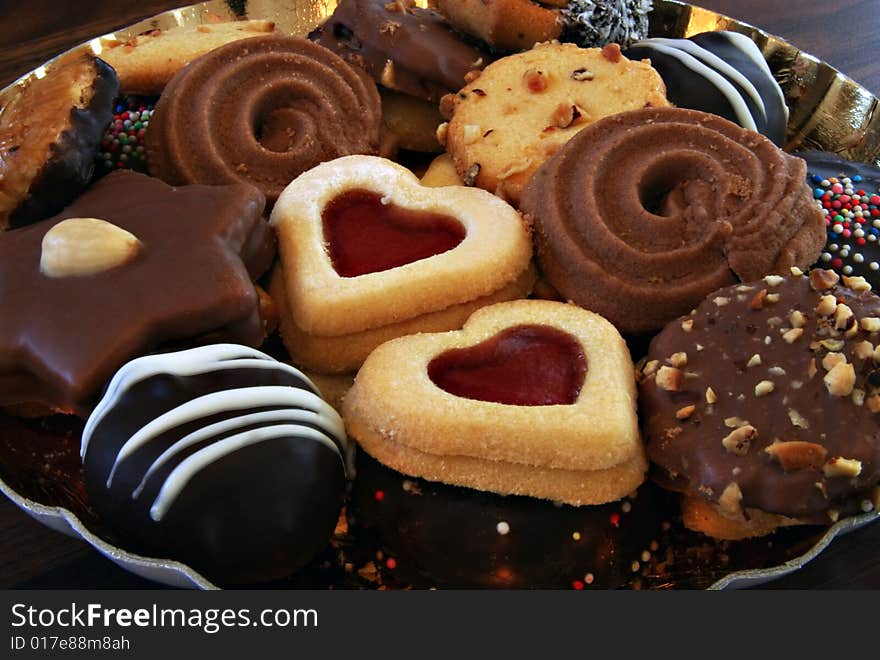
[
  {"left": 625, "top": 31, "right": 788, "bottom": 146},
  {"left": 639, "top": 269, "right": 880, "bottom": 539},
  {"left": 0, "top": 170, "right": 274, "bottom": 416},
  {"left": 81, "top": 344, "right": 348, "bottom": 585}
]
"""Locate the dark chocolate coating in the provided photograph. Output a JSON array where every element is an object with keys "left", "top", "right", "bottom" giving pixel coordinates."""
[
  {"left": 311, "top": 0, "right": 489, "bottom": 103},
  {"left": 0, "top": 170, "right": 274, "bottom": 415},
  {"left": 624, "top": 32, "right": 787, "bottom": 146},
  {"left": 82, "top": 345, "right": 347, "bottom": 585},
  {"left": 4, "top": 56, "right": 119, "bottom": 229},
  {"left": 640, "top": 272, "right": 880, "bottom": 521}
]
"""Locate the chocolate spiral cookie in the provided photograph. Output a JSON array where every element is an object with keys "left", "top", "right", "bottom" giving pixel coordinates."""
[
  {"left": 146, "top": 35, "right": 383, "bottom": 205},
  {"left": 521, "top": 107, "right": 825, "bottom": 334}
]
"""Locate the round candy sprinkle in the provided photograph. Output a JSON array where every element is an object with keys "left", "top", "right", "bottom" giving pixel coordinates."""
[{"left": 96, "top": 95, "right": 157, "bottom": 175}]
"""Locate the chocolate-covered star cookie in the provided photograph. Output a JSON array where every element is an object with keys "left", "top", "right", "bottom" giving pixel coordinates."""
[{"left": 0, "top": 170, "right": 274, "bottom": 416}]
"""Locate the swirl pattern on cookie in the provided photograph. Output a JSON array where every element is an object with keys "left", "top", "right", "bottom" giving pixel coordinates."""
[
  {"left": 146, "top": 35, "right": 382, "bottom": 205},
  {"left": 82, "top": 344, "right": 347, "bottom": 584},
  {"left": 521, "top": 107, "right": 825, "bottom": 334}
]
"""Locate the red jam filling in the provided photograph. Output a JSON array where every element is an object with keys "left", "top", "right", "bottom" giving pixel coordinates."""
[
  {"left": 322, "top": 189, "right": 466, "bottom": 277},
  {"left": 428, "top": 325, "right": 587, "bottom": 406}
]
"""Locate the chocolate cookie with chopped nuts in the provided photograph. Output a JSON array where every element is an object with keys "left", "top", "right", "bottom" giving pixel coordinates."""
[{"left": 638, "top": 268, "right": 880, "bottom": 539}]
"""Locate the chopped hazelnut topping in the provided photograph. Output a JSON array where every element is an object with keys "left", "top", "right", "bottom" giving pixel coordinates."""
[
  {"left": 523, "top": 69, "right": 548, "bottom": 92},
  {"left": 789, "top": 310, "right": 806, "bottom": 328},
  {"left": 746, "top": 353, "right": 762, "bottom": 368},
  {"left": 754, "top": 380, "right": 775, "bottom": 397},
  {"left": 823, "top": 362, "right": 856, "bottom": 397},
  {"left": 768, "top": 366, "right": 787, "bottom": 377},
  {"left": 866, "top": 395, "right": 880, "bottom": 413},
  {"left": 861, "top": 317, "right": 880, "bottom": 333},
  {"left": 462, "top": 163, "right": 480, "bottom": 186},
  {"left": 816, "top": 294, "right": 837, "bottom": 316},
  {"left": 874, "top": 345, "right": 880, "bottom": 363},
  {"left": 669, "top": 352, "right": 688, "bottom": 368},
  {"left": 724, "top": 416, "right": 749, "bottom": 428},
  {"left": 791, "top": 266, "right": 805, "bottom": 277},
  {"left": 809, "top": 268, "right": 840, "bottom": 291},
  {"left": 571, "top": 68, "right": 595, "bottom": 81},
  {"left": 766, "top": 316, "right": 784, "bottom": 328},
  {"left": 721, "top": 425, "right": 757, "bottom": 455},
  {"left": 641, "top": 359, "right": 660, "bottom": 378},
  {"left": 380, "top": 59, "right": 396, "bottom": 87},
  {"left": 822, "top": 352, "right": 847, "bottom": 372},
  {"left": 782, "top": 328, "right": 804, "bottom": 344},
  {"left": 462, "top": 124, "right": 482, "bottom": 145},
  {"left": 705, "top": 387, "right": 718, "bottom": 404},
  {"left": 464, "top": 70, "right": 482, "bottom": 84},
  {"left": 852, "top": 388, "right": 866, "bottom": 407},
  {"left": 833, "top": 303, "right": 855, "bottom": 331},
  {"left": 675, "top": 404, "right": 696, "bottom": 420},
  {"left": 788, "top": 409, "right": 809, "bottom": 428},
  {"left": 655, "top": 366, "right": 682, "bottom": 392},
  {"left": 828, "top": 509, "right": 840, "bottom": 522},
  {"left": 854, "top": 341, "right": 874, "bottom": 360},
  {"left": 842, "top": 274, "right": 872, "bottom": 292},
  {"left": 808, "top": 358, "right": 818, "bottom": 379},
  {"left": 718, "top": 483, "right": 743, "bottom": 518},
  {"left": 823, "top": 457, "right": 863, "bottom": 478},
  {"left": 765, "top": 293, "right": 780, "bottom": 304},
  {"left": 713, "top": 296, "right": 730, "bottom": 307},
  {"left": 819, "top": 338, "right": 845, "bottom": 352},
  {"left": 765, "top": 441, "right": 827, "bottom": 471},
  {"left": 763, "top": 275, "right": 785, "bottom": 287},
  {"left": 681, "top": 319, "right": 694, "bottom": 333},
  {"left": 750, "top": 289, "right": 767, "bottom": 310},
  {"left": 436, "top": 121, "right": 449, "bottom": 146}
]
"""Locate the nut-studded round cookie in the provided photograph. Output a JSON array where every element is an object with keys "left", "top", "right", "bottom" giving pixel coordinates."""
[
  {"left": 638, "top": 269, "right": 880, "bottom": 538},
  {"left": 440, "top": 42, "right": 669, "bottom": 205}
]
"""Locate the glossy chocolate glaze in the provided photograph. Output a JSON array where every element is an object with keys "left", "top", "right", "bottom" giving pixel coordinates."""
[
  {"left": 0, "top": 171, "right": 273, "bottom": 416},
  {"left": 82, "top": 346, "right": 347, "bottom": 585},
  {"left": 640, "top": 272, "right": 880, "bottom": 521},
  {"left": 311, "top": 0, "right": 489, "bottom": 103},
  {"left": 428, "top": 325, "right": 588, "bottom": 406},
  {"left": 322, "top": 189, "right": 466, "bottom": 277}
]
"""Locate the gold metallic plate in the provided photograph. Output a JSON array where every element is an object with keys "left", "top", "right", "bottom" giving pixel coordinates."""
[{"left": 1, "top": 0, "right": 878, "bottom": 590}]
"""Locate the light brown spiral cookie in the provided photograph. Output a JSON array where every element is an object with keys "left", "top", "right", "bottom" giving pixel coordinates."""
[
  {"left": 520, "top": 107, "right": 825, "bottom": 334},
  {"left": 146, "top": 35, "right": 383, "bottom": 205}
]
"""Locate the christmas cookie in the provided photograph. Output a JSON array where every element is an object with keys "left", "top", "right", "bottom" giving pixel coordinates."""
[
  {"left": 0, "top": 171, "right": 274, "bottom": 416},
  {"left": 638, "top": 269, "right": 880, "bottom": 539},
  {"left": 82, "top": 344, "right": 348, "bottom": 585},
  {"left": 146, "top": 36, "right": 383, "bottom": 206},
  {"left": 521, "top": 107, "right": 825, "bottom": 334},
  {"left": 433, "top": 0, "right": 563, "bottom": 51},
  {"left": 101, "top": 19, "right": 277, "bottom": 95},
  {"left": 439, "top": 42, "right": 669, "bottom": 205},
  {"left": 343, "top": 300, "right": 646, "bottom": 505},
  {"left": 269, "top": 155, "right": 533, "bottom": 373}
]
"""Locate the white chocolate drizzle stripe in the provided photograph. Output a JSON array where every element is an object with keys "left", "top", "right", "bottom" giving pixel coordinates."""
[
  {"left": 105, "top": 385, "right": 343, "bottom": 488},
  {"left": 630, "top": 41, "right": 758, "bottom": 132},
  {"left": 720, "top": 31, "right": 789, "bottom": 122},
  {"left": 149, "top": 424, "right": 342, "bottom": 521},
  {"left": 82, "top": 343, "right": 321, "bottom": 459},
  {"left": 131, "top": 408, "right": 337, "bottom": 499},
  {"left": 646, "top": 38, "right": 767, "bottom": 122}
]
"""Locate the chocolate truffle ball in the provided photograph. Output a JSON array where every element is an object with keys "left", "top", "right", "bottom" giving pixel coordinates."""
[{"left": 81, "top": 344, "right": 348, "bottom": 585}]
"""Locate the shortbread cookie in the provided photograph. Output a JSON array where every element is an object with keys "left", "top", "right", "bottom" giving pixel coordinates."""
[
  {"left": 434, "top": 0, "right": 563, "bottom": 51},
  {"left": 343, "top": 299, "right": 646, "bottom": 505},
  {"left": 421, "top": 153, "right": 463, "bottom": 188},
  {"left": 101, "top": 19, "right": 277, "bottom": 95},
  {"left": 269, "top": 155, "right": 533, "bottom": 337},
  {"left": 270, "top": 264, "right": 536, "bottom": 374},
  {"left": 441, "top": 42, "right": 669, "bottom": 205},
  {"left": 521, "top": 107, "right": 825, "bottom": 334},
  {"left": 380, "top": 90, "right": 445, "bottom": 153},
  {"left": 638, "top": 269, "right": 880, "bottom": 538}
]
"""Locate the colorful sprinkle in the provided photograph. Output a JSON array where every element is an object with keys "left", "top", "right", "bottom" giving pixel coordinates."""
[
  {"left": 374, "top": 489, "right": 385, "bottom": 501},
  {"left": 496, "top": 521, "right": 510, "bottom": 535},
  {"left": 97, "top": 95, "right": 157, "bottom": 174}
]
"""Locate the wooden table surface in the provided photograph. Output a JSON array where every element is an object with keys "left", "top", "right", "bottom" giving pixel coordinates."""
[{"left": 1, "top": 0, "right": 879, "bottom": 589}]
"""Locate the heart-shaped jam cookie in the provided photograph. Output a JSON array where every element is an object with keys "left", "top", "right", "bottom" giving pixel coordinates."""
[
  {"left": 343, "top": 300, "right": 646, "bottom": 505},
  {"left": 269, "top": 155, "right": 533, "bottom": 337}
]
